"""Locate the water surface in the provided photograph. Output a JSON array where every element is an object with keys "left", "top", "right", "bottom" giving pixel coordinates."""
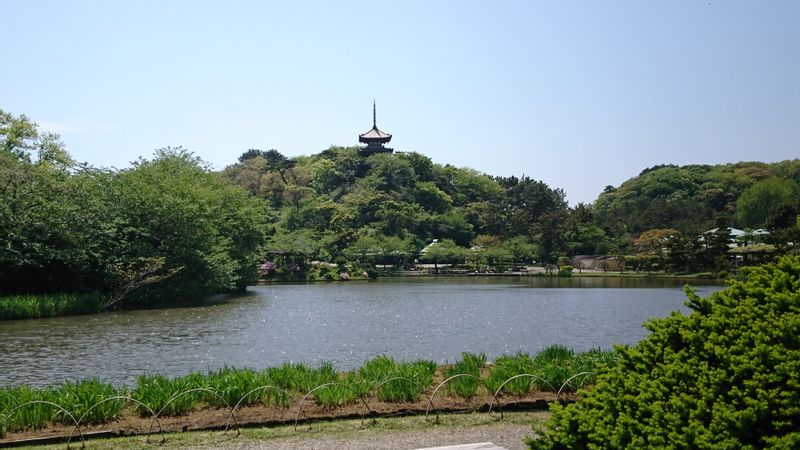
[{"left": 0, "top": 277, "right": 722, "bottom": 387}]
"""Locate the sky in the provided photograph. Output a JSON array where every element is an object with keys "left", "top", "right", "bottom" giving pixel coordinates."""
[{"left": 2, "top": 1, "right": 798, "bottom": 205}]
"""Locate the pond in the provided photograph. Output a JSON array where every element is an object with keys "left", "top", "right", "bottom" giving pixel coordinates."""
[{"left": 0, "top": 277, "right": 723, "bottom": 387}]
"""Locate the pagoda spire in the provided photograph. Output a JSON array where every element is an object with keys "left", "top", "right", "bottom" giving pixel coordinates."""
[{"left": 372, "top": 99, "right": 377, "bottom": 128}]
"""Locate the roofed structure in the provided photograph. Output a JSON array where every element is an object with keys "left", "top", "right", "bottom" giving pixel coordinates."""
[{"left": 358, "top": 100, "right": 393, "bottom": 156}]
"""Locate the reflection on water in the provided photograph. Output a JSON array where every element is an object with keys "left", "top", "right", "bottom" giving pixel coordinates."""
[{"left": 0, "top": 277, "right": 722, "bottom": 387}]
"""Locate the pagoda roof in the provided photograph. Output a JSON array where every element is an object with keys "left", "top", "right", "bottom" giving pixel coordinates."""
[{"left": 359, "top": 126, "right": 392, "bottom": 141}]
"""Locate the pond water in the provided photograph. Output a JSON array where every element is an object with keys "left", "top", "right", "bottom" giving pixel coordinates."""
[{"left": 0, "top": 277, "right": 722, "bottom": 387}]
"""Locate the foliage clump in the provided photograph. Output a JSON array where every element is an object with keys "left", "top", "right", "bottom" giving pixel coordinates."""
[
  {"left": 1, "top": 107, "right": 267, "bottom": 309},
  {"left": 528, "top": 256, "right": 800, "bottom": 449}
]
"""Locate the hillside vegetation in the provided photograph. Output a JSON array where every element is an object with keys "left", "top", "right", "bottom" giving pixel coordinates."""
[
  {"left": 222, "top": 147, "right": 800, "bottom": 277},
  {"left": 2, "top": 108, "right": 799, "bottom": 310}
]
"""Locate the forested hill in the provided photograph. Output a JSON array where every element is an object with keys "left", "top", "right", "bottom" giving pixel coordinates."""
[
  {"left": 221, "top": 147, "right": 800, "bottom": 267},
  {"left": 221, "top": 147, "right": 572, "bottom": 262},
  {"left": 594, "top": 161, "right": 800, "bottom": 236}
]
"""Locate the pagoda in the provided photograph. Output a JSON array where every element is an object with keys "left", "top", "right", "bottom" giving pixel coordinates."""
[{"left": 358, "top": 101, "right": 393, "bottom": 157}]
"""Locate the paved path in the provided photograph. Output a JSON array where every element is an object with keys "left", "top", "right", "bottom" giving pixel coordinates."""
[
  {"left": 222, "top": 423, "right": 531, "bottom": 450},
  {"left": 415, "top": 443, "right": 509, "bottom": 449}
]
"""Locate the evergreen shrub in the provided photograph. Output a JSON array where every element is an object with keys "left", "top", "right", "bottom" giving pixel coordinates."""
[{"left": 528, "top": 256, "right": 800, "bottom": 449}]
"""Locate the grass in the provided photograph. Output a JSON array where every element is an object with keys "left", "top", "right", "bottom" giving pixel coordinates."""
[
  {"left": 1, "top": 349, "right": 612, "bottom": 435},
  {"left": 0, "top": 293, "right": 104, "bottom": 320}
]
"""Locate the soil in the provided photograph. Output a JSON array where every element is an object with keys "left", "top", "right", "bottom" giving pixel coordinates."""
[{"left": 0, "top": 391, "right": 571, "bottom": 447}]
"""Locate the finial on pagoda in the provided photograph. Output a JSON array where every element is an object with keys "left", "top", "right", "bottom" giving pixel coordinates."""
[{"left": 372, "top": 99, "right": 376, "bottom": 128}]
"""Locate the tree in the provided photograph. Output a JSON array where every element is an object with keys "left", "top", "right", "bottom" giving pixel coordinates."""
[
  {"left": 0, "top": 109, "right": 38, "bottom": 159},
  {"left": 345, "top": 234, "right": 381, "bottom": 266},
  {"left": 632, "top": 228, "right": 678, "bottom": 272},
  {"left": 529, "top": 256, "right": 800, "bottom": 449},
  {"left": 737, "top": 177, "right": 800, "bottom": 230},
  {"left": 414, "top": 181, "right": 453, "bottom": 213},
  {"left": 432, "top": 209, "right": 474, "bottom": 246},
  {"left": 111, "top": 148, "right": 268, "bottom": 304},
  {"left": 420, "top": 239, "right": 468, "bottom": 273},
  {"left": 503, "top": 236, "right": 537, "bottom": 267},
  {"left": 700, "top": 227, "right": 733, "bottom": 274},
  {"left": 664, "top": 231, "right": 702, "bottom": 273}
]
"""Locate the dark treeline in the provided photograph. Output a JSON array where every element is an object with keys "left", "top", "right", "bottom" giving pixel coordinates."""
[{"left": 2, "top": 108, "right": 800, "bottom": 311}]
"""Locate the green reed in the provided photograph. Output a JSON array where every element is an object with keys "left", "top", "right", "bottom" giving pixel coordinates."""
[
  {"left": 132, "top": 374, "right": 200, "bottom": 416},
  {"left": 204, "top": 366, "right": 288, "bottom": 407},
  {"left": 0, "top": 386, "right": 57, "bottom": 433},
  {"left": 0, "top": 349, "right": 613, "bottom": 433},
  {"left": 0, "top": 293, "right": 104, "bottom": 320},
  {"left": 486, "top": 352, "right": 537, "bottom": 395},
  {"left": 487, "top": 347, "right": 618, "bottom": 396},
  {"left": 444, "top": 352, "right": 486, "bottom": 399},
  {"left": 386, "top": 359, "right": 437, "bottom": 402},
  {"left": 53, "top": 379, "right": 123, "bottom": 425},
  {"left": 265, "top": 361, "right": 338, "bottom": 394}
]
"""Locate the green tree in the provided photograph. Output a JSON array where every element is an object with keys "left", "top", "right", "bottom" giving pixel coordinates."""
[
  {"left": 503, "top": 236, "right": 538, "bottom": 267},
  {"left": 414, "top": 181, "right": 453, "bottom": 213},
  {"left": 432, "top": 209, "right": 474, "bottom": 246},
  {"left": 0, "top": 109, "right": 38, "bottom": 159},
  {"left": 664, "top": 231, "right": 702, "bottom": 273},
  {"left": 111, "top": 148, "right": 267, "bottom": 304},
  {"left": 529, "top": 256, "right": 800, "bottom": 449},
  {"left": 420, "top": 239, "right": 468, "bottom": 273},
  {"left": 737, "top": 177, "right": 800, "bottom": 230}
]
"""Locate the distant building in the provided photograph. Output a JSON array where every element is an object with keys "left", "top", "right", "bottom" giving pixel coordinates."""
[{"left": 358, "top": 101, "right": 393, "bottom": 157}]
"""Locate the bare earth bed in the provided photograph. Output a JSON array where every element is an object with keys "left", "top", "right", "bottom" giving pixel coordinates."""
[{"left": 0, "top": 392, "right": 564, "bottom": 448}]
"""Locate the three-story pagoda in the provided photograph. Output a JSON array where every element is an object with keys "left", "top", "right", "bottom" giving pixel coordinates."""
[{"left": 358, "top": 101, "right": 393, "bottom": 157}]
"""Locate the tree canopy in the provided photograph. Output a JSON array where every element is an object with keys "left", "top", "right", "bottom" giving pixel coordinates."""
[
  {"left": 1, "top": 110, "right": 267, "bottom": 307},
  {"left": 221, "top": 147, "right": 571, "bottom": 265}
]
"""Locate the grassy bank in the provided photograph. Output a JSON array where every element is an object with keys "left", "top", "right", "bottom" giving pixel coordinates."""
[
  {"left": 0, "top": 293, "right": 103, "bottom": 320},
  {"left": 0, "top": 347, "right": 614, "bottom": 436}
]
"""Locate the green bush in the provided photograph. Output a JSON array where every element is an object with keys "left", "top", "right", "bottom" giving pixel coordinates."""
[
  {"left": 557, "top": 265, "right": 573, "bottom": 277},
  {"left": 529, "top": 256, "right": 800, "bottom": 449}
]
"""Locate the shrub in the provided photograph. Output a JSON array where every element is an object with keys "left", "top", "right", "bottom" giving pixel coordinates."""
[
  {"left": 557, "top": 265, "right": 573, "bottom": 277},
  {"left": 529, "top": 256, "right": 800, "bottom": 449}
]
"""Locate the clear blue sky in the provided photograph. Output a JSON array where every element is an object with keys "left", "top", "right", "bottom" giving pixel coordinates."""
[{"left": 2, "top": 1, "right": 798, "bottom": 204}]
